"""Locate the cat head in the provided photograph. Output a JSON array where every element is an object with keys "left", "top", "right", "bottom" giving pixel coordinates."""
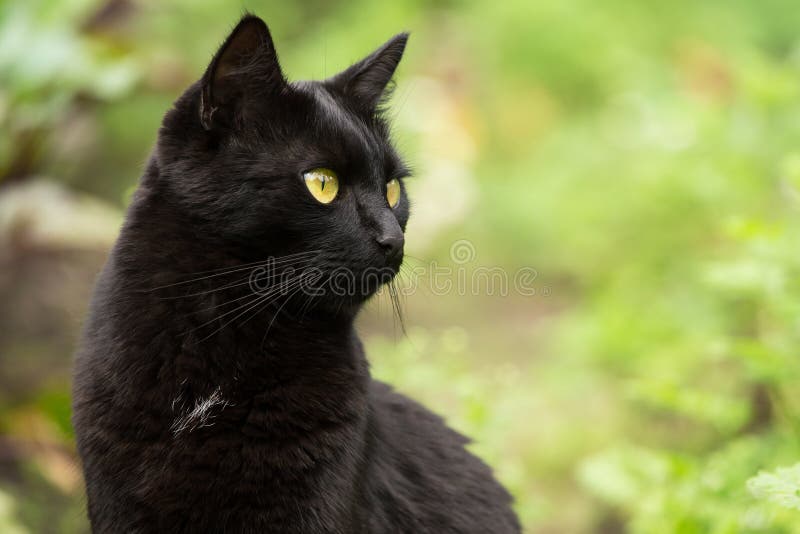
[{"left": 155, "top": 15, "right": 410, "bottom": 308}]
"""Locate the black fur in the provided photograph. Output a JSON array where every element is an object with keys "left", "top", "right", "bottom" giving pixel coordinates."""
[{"left": 72, "top": 15, "right": 520, "bottom": 533}]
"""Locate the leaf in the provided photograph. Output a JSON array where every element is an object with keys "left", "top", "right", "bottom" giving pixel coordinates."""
[{"left": 747, "top": 464, "right": 800, "bottom": 511}]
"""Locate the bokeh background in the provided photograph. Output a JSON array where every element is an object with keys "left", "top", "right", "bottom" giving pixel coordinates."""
[{"left": 3, "top": 0, "right": 800, "bottom": 532}]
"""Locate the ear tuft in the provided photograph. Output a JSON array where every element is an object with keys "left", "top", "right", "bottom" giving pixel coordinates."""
[
  {"left": 328, "top": 33, "right": 409, "bottom": 113},
  {"left": 200, "top": 14, "right": 284, "bottom": 130}
]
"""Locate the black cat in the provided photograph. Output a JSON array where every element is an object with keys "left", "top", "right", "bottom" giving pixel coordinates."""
[{"left": 72, "top": 14, "right": 520, "bottom": 533}]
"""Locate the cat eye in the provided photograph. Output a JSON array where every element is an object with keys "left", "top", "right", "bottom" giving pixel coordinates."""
[
  {"left": 386, "top": 178, "right": 401, "bottom": 208},
  {"left": 303, "top": 168, "right": 339, "bottom": 204}
]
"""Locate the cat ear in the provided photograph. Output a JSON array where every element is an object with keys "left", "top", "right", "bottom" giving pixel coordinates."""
[
  {"left": 327, "top": 33, "right": 409, "bottom": 112},
  {"left": 200, "top": 14, "right": 285, "bottom": 130}
]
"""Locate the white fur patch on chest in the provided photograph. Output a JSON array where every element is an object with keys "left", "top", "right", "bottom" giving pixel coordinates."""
[{"left": 171, "top": 386, "right": 230, "bottom": 436}]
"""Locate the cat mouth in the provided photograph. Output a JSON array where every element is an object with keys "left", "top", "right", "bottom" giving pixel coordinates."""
[{"left": 333, "top": 264, "right": 399, "bottom": 297}]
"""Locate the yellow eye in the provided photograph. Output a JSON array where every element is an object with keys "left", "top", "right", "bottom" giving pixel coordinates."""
[
  {"left": 303, "top": 168, "right": 339, "bottom": 204},
  {"left": 386, "top": 178, "right": 401, "bottom": 208}
]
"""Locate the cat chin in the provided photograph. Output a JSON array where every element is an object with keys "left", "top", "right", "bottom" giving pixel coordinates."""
[{"left": 305, "top": 273, "right": 400, "bottom": 315}]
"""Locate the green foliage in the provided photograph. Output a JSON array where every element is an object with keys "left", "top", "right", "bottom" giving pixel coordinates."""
[
  {"left": 0, "top": 489, "right": 27, "bottom": 534},
  {"left": 0, "top": 0, "right": 139, "bottom": 183},
  {"left": 748, "top": 464, "right": 800, "bottom": 511}
]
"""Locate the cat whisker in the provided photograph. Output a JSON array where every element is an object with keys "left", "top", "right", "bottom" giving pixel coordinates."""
[
  {"left": 297, "top": 272, "right": 332, "bottom": 323},
  {"left": 237, "top": 274, "right": 312, "bottom": 330},
  {"left": 147, "top": 251, "right": 321, "bottom": 291},
  {"left": 183, "top": 266, "right": 318, "bottom": 315},
  {"left": 192, "top": 275, "right": 312, "bottom": 342},
  {"left": 388, "top": 279, "right": 406, "bottom": 335},
  {"left": 160, "top": 275, "right": 252, "bottom": 300},
  {"left": 159, "top": 258, "right": 319, "bottom": 300},
  {"left": 185, "top": 292, "right": 253, "bottom": 316},
  {"left": 400, "top": 254, "right": 425, "bottom": 266},
  {"left": 176, "top": 249, "right": 319, "bottom": 277},
  {"left": 297, "top": 291, "right": 317, "bottom": 324},
  {"left": 398, "top": 262, "right": 430, "bottom": 296},
  {"left": 260, "top": 280, "right": 312, "bottom": 347},
  {"left": 188, "top": 292, "right": 266, "bottom": 338}
]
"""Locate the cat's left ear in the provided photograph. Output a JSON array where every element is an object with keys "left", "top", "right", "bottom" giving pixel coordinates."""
[
  {"left": 327, "top": 33, "right": 409, "bottom": 112},
  {"left": 200, "top": 15, "right": 285, "bottom": 130}
]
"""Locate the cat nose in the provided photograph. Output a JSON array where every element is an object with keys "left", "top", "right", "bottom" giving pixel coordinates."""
[{"left": 376, "top": 229, "right": 404, "bottom": 260}]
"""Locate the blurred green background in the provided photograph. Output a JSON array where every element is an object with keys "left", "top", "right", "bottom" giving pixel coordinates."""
[{"left": 2, "top": 0, "right": 800, "bottom": 532}]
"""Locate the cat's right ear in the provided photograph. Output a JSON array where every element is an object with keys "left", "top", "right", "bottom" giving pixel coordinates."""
[{"left": 200, "top": 15, "right": 285, "bottom": 131}]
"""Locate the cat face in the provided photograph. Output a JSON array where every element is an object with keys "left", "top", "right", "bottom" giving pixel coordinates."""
[{"left": 156, "top": 16, "right": 410, "bottom": 305}]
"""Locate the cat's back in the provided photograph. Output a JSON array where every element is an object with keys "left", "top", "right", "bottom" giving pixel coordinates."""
[{"left": 363, "top": 380, "right": 520, "bottom": 533}]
